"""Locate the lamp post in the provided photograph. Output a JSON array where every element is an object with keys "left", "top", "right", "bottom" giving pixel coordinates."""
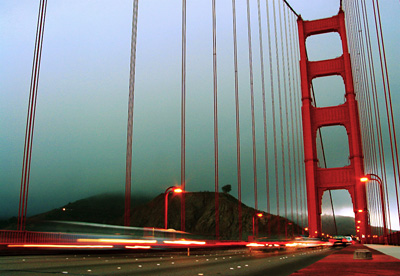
[
  {"left": 252, "top": 213, "right": 263, "bottom": 238},
  {"left": 360, "top": 174, "right": 387, "bottom": 237},
  {"left": 164, "top": 186, "right": 183, "bottom": 229}
]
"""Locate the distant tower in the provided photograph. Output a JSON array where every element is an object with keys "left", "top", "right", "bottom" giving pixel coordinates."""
[{"left": 297, "top": 10, "right": 370, "bottom": 240}]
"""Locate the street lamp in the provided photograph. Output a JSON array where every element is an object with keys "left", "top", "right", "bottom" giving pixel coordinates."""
[
  {"left": 360, "top": 173, "right": 387, "bottom": 236},
  {"left": 164, "top": 186, "right": 183, "bottom": 229},
  {"left": 252, "top": 213, "right": 263, "bottom": 238}
]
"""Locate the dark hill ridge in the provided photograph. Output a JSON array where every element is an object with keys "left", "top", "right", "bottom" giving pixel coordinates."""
[
  {"left": 9, "top": 192, "right": 303, "bottom": 240},
  {"left": 322, "top": 214, "right": 356, "bottom": 235},
  {"left": 321, "top": 215, "right": 386, "bottom": 236},
  {"left": 2, "top": 192, "right": 385, "bottom": 238},
  {"left": 3, "top": 193, "right": 152, "bottom": 231},
  {"left": 129, "top": 192, "right": 303, "bottom": 240},
  {"left": 29, "top": 193, "right": 153, "bottom": 224}
]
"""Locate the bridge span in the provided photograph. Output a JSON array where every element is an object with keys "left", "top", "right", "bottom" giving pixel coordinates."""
[{"left": 1, "top": 1, "right": 400, "bottom": 275}]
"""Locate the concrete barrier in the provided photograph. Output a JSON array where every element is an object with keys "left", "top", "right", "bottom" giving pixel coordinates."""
[{"left": 353, "top": 249, "right": 372, "bottom": 260}]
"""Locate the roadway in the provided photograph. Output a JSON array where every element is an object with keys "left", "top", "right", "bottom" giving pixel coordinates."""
[{"left": 0, "top": 247, "right": 336, "bottom": 276}]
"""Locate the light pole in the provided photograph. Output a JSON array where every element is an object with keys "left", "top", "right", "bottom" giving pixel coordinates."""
[
  {"left": 252, "top": 213, "right": 263, "bottom": 238},
  {"left": 164, "top": 186, "right": 183, "bottom": 229},
  {"left": 360, "top": 174, "right": 387, "bottom": 237}
]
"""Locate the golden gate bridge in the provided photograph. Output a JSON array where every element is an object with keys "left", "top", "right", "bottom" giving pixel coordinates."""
[{"left": 4, "top": 0, "right": 400, "bottom": 248}]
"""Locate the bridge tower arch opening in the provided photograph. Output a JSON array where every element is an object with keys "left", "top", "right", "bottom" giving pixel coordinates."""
[
  {"left": 321, "top": 189, "right": 354, "bottom": 235},
  {"left": 297, "top": 10, "right": 370, "bottom": 241},
  {"left": 312, "top": 76, "right": 346, "bottom": 108},
  {"left": 306, "top": 32, "right": 343, "bottom": 62},
  {"left": 317, "top": 125, "right": 350, "bottom": 169}
]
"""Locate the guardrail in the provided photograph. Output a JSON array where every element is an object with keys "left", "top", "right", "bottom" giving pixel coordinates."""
[
  {"left": 0, "top": 230, "right": 81, "bottom": 245},
  {"left": 1, "top": 229, "right": 334, "bottom": 252},
  {"left": 369, "top": 231, "right": 400, "bottom": 245}
]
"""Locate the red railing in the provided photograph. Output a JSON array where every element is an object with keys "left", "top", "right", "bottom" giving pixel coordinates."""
[
  {"left": 368, "top": 231, "right": 400, "bottom": 245},
  {"left": 0, "top": 230, "right": 80, "bottom": 245},
  {"left": 2, "top": 229, "right": 398, "bottom": 250}
]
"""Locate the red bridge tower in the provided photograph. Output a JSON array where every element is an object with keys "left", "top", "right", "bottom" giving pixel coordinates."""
[{"left": 297, "top": 10, "right": 370, "bottom": 240}]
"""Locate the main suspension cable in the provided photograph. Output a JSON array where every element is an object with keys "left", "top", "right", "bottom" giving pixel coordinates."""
[{"left": 282, "top": 0, "right": 299, "bottom": 17}]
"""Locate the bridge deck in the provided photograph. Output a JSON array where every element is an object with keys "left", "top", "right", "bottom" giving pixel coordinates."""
[{"left": 292, "top": 244, "right": 400, "bottom": 275}]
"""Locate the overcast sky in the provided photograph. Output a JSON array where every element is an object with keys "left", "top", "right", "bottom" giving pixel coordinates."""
[{"left": 1, "top": 1, "right": 399, "bottom": 230}]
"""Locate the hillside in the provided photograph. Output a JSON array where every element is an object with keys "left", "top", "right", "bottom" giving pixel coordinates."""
[
  {"left": 2, "top": 192, "right": 390, "bottom": 239},
  {"left": 321, "top": 215, "right": 386, "bottom": 236},
  {"left": 4, "top": 192, "right": 303, "bottom": 240},
  {"left": 128, "top": 192, "right": 303, "bottom": 240},
  {"left": 2, "top": 193, "right": 152, "bottom": 230},
  {"left": 322, "top": 215, "right": 356, "bottom": 235}
]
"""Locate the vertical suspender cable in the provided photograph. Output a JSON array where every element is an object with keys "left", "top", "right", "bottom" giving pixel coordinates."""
[
  {"left": 289, "top": 15, "right": 299, "bottom": 228},
  {"left": 19, "top": 0, "right": 41, "bottom": 230},
  {"left": 287, "top": 9, "right": 297, "bottom": 227},
  {"left": 369, "top": 184, "right": 373, "bottom": 234},
  {"left": 347, "top": 0, "right": 392, "bottom": 235},
  {"left": 360, "top": 0, "right": 391, "bottom": 233},
  {"left": 374, "top": 0, "right": 400, "bottom": 195},
  {"left": 18, "top": 0, "right": 47, "bottom": 231},
  {"left": 257, "top": 0, "right": 270, "bottom": 225},
  {"left": 246, "top": 0, "right": 258, "bottom": 217},
  {"left": 357, "top": 0, "right": 378, "bottom": 180},
  {"left": 25, "top": 0, "right": 47, "bottom": 229},
  {"left": 372, "top": 0, "right": 400, "bottom": 227},
  {"left": 266, "top": 0, "right": 280, "bottom": 235},
  {"left": 125, "top": 0, "right": 139, "bottom": 227},
  {"left": 353, "top": 0, "right": 386, "bottom": 231},
  {"left": 291, "top": 14, "right": 305, "bottom": 232},
  {"left": 283, "top": 4, "right": 294, "bottom": 236},
  {"left": 212, "top": 0, "right": 220, "bottom": 240},
  {"left": 355, "top": 0, "right": 374, "bottom": 175},
  {"left": 353, "top": 0, "right": 373, "bottom": 174},
  {"left": 375, "top": 183, "right": 382, "bottom": 234},
  {"left": 231, "top": 0, "right": 243, "bottom": 240},
  {"left": 277, "top": 0, "right": 288, "bottom": 238},
  {"left": 373, "top": 184, "right": 378, "bottom": 234},
  {"left": 272, "top": 0, "right": 281, "bottom": 235},
  {"left": 358, "top": 9, "right": 380, "bottom": 183},
  {"left": 349, "top": 0, "right": 376, "bottom": 232},
  {"left": 357, "top": 0, "right": 393, "bottom": 232},
  {"left": 282, "top": 0, "right": 305, "bottom": 236},
  {"left": 293, "top": 24, "right": 307, "bottom": 231},
  {"left": 180, "top": 0, "right": 187, "bottom": 232},
  {"left": 376, "top": 182, "right": 383, "bottom": 235}
]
